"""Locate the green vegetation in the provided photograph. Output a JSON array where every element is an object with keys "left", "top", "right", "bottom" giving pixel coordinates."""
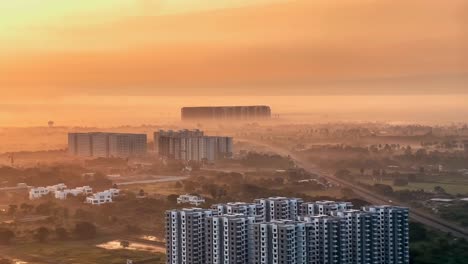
[
  {"left": 410, "top": 222, "right": 468, "bottom": 264},
  {"left": 439, "top": 203, "right": 468, "bottom": 227}
]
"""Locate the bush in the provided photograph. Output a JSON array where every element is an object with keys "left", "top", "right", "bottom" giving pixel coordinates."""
[
  {"left": 34, "top": 227, "right": 50, "bottom": 242},
  {"left": 73, "top": 222, "right": 96, "bottom": 240},
  {"left": 393, "top": 178, "right": 409, "bottom": 186},
  {"left": 55, "top": 227, "right": 68, "bottom": 240}
]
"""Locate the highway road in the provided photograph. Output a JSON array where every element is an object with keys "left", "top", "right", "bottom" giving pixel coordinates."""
[{"left": 242, "top": 138, "right": 468, "bottom": 239}]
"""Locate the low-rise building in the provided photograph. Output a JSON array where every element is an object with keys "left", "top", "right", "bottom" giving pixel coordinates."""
[
  {"left": 54, "top": 186, "right": 93, "bottom": 200},
  {"left": 177, "top": 194, "right": 205, "bottom": 206},
  {"left": 29, "top": 183, "right": 67, "bottom": 200},
  {"left": 85, "top": 188, "right": 119, "bottom": 205}
]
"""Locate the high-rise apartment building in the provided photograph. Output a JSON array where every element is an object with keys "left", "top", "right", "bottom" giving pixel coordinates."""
[
  {"left": 68, "top": 133, "right": 93, "bottom": 157},
  {"left": 364, "top": 206, "right": 410, "bottom": 264},
  {"left": 155, "top": 129, "right": 233, "bottom": 162},
  {"left": 254, "top": 197, "right": 303, "bottom": 222},
  {"left": 181, "top": 106, "right": 271, "bottom": 121},
  {"left": 301, "top": 201, "right": 353, "bottom": 216},
  {"left": 212, "top": 202, "right": 264, "bottom": 223},
  {"left": 165, "top": 208, "right": 213, "bottom": 264},
  {"left": 252, "top": 220, "right": 307, "bottom": 264},
  {"left": 206, "top": 214, "right": 255, "bottom": 264},
  {"left": 68, "top": 132, "right": 147, "bottom": 158},
  {"left": 165, "top": 198, "right": 409, "bottom": 264},
  {"left": 108, "top": 133, "right": 147, "bottom": 158},
  {"left": 90, "top": 133, "right": 110, "bottom": 158}
]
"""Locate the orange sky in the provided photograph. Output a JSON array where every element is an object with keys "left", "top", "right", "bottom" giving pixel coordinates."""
[
  {"left": 1, "top": 0, "right": 468, "bottom": 126},
  {"left": 0, "top": 0, "right": 467, "bottom": 99}
]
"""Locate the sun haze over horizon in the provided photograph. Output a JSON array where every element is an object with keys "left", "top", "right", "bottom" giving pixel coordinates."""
[{"left": 0, "top": 0, "right": 467, "bottom": 126}]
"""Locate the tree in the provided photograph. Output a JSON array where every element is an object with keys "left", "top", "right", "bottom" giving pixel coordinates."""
[
  {"left": 120, "top": 240, "right": 130, "bottom": 249},
  {"left": 434, "top": 186, "right": 446, "bottom": 194},
  {"left": 55, "top": 227, "right": 68, "bottom": 240},
  {"left": 35, "top": 227, "right": 50, "bottom": 242},
  {"left": 20, "top": 203, "right": 34, "bottom": 214},
  {"left": 167, "top": 194, "right": 178, "bottom": 203},
  {"left": 404, "top": 145, "right": 412, "bottom": 156},
  {"left": 335, "top": 169, "right": 351, "bottom": 179},
  {"left": 0, "top": 228, "right": 14, "bottom": 245},
  {"left": 74, "top": 222, "right": 97, "bottom": 240},
  {"left": 393, "top": 178, "right": 409, "bottom": 186},
  {"left": 409, "top": 222, "right": 427, "bottom": 242}
]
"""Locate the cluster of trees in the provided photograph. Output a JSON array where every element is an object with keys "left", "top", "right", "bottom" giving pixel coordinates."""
[
  {"left": 6, "top": 201, "right": 70, "bottom": 219},
  {"left": 439, "top": 203, "right": 468, "bottom": 227},
  {"left": 410, "top": 222, "right": 468, "bottom": 264},
  {"left": 0, "top": 165, "right": 111, "bottom": 189},
  {"left": 240, "top": 152, "right": 294, "bottom": 169},
  {"left": 0, "top": 222, "right": 96, "bottom": 245}
]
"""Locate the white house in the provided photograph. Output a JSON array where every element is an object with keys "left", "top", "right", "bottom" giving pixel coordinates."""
[
  {"left": 177, "top": 194, "right": 205, "bottom": 206},
  {"left": 29, "top": 187, "right": 50, "bottom": 200},
  {"left": 55, "top": 186, "right": 93, "bottom": 200},
  {"left": 29, "top": 183, "right": 67, "bottom": 200},
  {"left": 85, "top": 188, "right": 119, "bottom": 205}
]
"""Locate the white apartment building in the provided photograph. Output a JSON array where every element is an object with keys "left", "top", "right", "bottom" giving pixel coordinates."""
[
  {"left": 252, "top": 220, "right": 308, "bottom": 264},
  {"left": 212, "top": 202, "right": 264, "bottom": 223},
  {"left": 68, "top": 132, "right": 147, "bottom": 158},
  {"left": 333, "top": 210, "right": 380, "bottom": 264},
  {"left": 300, "top": 215, "right": 349, "bottom": 264},
  {"left": 165, "top": 208, "right": 213, "bottom": 264},
  {"left": 301, "top": 201, "right": 353, "bottom": 216},
  {"left": 177, "top": 194, "right": 205, "bottom": 206},
  {"left": 364, "top": 206, "right": 410, "bottom": 264},
  {"left": 205, "top": 214, "right": 255, "bottom": 264},
  {"left": 165, "top": 198, "right": 410, "bottom": 264},
  {"left": 54, "top": 186, "right": 93, "bottom": 200},
  {"left": 29, "top": 183, "right": 67, "bottom": 200},
  {"left": 156, "top": 130, "right": 233, "bottom": 162},
  {"left": 85, "top": 188, "right": 119, "bottom": 205},
  {"left": 254, "top": 197, "right": 304, "bottom": 222}
]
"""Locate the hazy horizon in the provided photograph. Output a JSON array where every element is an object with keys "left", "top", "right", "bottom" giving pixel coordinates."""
[{"left": 2, "top": 95, "right": 468, "bottom": 127}]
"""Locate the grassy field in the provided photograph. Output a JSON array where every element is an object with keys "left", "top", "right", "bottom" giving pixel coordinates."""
[
  {"left": 357, "top": 178, "right": 468, "bottom": 195},
  {"left": 1, "top": 238, "right": 164, "bottom": 264}
]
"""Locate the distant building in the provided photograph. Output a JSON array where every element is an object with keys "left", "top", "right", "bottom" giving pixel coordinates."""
[
  {"left": 85, "top": 188, "right": 119, "bottom": 205},
  {"left": 155, "top": 129, "right": 233, "bottom": 162},
  {"left": 176, "top": 194, "right": 205, "bottom": 206},
  {"left": 29, "top": 183, "right": 67, "bottom": 200},
  {"left": 68, "top": 132, "right": 147, "bottom": 158},
  {"left": 181, "top": 105, "right": 271, "bottom": 121},
  {"left": 55, "top": 186, "right": 93, "bottom": 200}
]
